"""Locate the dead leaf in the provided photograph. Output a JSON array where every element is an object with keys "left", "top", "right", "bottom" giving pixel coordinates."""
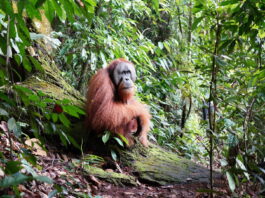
[
  {"left": 0, "top": 168, "right": 4, "bottom": 177},
  {"left": 38, "top": 191, "right": 48, "bottom": 198},
  {"left": 123, "top": 191, "right": 135, "bottom": 196},
  {"left": 88, "top": 175, "right": 101, "bottom": 187},
  {"left": 61, "top": 154, "right": 68, "bottom": 162},
  {"left": 25, "top": 138, "right": 47, "bottom": 156},
  {"left": 0, "top": 121, "right": 8, "bottom": 133}
]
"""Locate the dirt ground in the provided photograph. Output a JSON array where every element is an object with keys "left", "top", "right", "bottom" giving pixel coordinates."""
[
  {"left": 95, "top": 180, "right": 229, "bottom": 198},
  {"left": 0, "top": 132, "right": 233, "bottom": 198}
]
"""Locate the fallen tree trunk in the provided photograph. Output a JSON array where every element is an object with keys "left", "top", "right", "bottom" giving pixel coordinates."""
[
  {"left": 120, "top": 143, "right": 219, "bottom": 185},
  {"left": 78, "top": 141, "right": 221, "bottom": 186},
  {"left": 22, "top": 49, "right": 86, "bottom": 107}
]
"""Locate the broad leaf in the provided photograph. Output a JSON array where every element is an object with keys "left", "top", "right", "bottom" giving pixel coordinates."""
[
  {"left": 102, "top": 131, "right": 110, "bottom": 144},
  {"left": 111, "top": 150, "right": 117, "bottom": 161},
  {"left": 34, "top": 175, "right": 53, "bottom": 184},
  {"left": 113, "top": 137, "right": 124, "bottom": 147},
  {"left": 0, "top": 173, "right": 28, "bottom": 188},
  {"left": 5, "top": 161, "right": 22, "bottom": 175},
  {"left": 226, "top": 171, "right": 235, "bottom": 192}
]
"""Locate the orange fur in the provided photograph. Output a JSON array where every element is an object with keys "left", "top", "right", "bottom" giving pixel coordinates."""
[
  {"left": 86, "top": 59, "right": 151, "bottom": 146},
  {"left": 126, "top": 118, "right": 138, "bottom": 134}
]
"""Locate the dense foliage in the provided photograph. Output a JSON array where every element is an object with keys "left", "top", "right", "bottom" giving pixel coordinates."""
[{"left": 0, "top": 0, "right": 264, "bottom": 196}]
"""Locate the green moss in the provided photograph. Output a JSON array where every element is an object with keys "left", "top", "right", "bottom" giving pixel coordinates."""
[
  {"left": 72, "top": 160, "right": 137, "bottom": 186},
  {"left": 20, "top": 49, "right": 85, "bottom": 107},
  {"left": 22, "top": 76, "right": 84, "bottom": 107},
  {"left": 120, "top": 143, "right": 220, "bottom": 185}
]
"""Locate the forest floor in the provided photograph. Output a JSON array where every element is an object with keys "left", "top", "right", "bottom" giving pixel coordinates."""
[{"left": 0, "top": 131, "right": 233, "bottom": 198}]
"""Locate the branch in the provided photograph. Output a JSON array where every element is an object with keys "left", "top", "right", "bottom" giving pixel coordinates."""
[
  {"left": 208, "top": 16, "right": 222, "bottom": 198},
  {"left": 243, "top": 97, "right": 256, "bottom": 155}
]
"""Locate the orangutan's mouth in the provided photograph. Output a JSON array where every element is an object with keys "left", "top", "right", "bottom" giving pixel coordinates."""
[{"left": 123, "top": 87, "right": 133, "bottom": 90}]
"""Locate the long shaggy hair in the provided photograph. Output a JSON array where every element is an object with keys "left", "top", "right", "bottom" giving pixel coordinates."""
[{"left": 86, "top": 59, "right": 151, "bottom": 146}]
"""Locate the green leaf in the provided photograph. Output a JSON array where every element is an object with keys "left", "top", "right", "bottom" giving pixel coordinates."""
[
  {"left": 43, "top": 98, "right": 54, "bottom": 103},
  {"left": 84, "top": 0, "right": 97, "bottom": 7},
  {"left": 111, "top": 150, "right": 117, "bottom": 161},
  {"left": 34, "top": 176, "right": 53, "bottom": 184},
  {"left": 22, "top": 150, "right": 37, "bottom": 166},
  {"left": 226, "top": 171, "right": 235, "bottom": 192},
  {"left": 67, "top": 135, "right": 80, "bottom": 149},
  {"left": 17, "top": 0, "right": 26, "bottom": 15},
  {"left": 22, "top": 56, "right": 32, "bottom": 72},
  {"left": 1, "top": 0, "right": 14, "bottom": 16},
  {"left": 35, "top": 0, "right": 47, "bottom": 8},
  {"left": 151, "top": 0, "right": 159, "bottom": 15},
  {"left": 218, "top": 39, "right": 233, "bottom": 51},
  {"left": 220, "top": 0, "right": 238, "bottom": 6},
  {"left": 0, "top": 173, "right": 28, "bottom": 188},
  {"left": 102, "top": 131, "right": 110, "bottom": 144},
  {"left": 259, "top": 168, "right": 265, "bottom": 174},
  {"left": 9, "top": 17, "right": 16, "bottom": 39},
  {"left": 228, "top": 40, "right": 236, "bottom": 53},
  {"left": 28, "top": 94, "right": 40, "bottom": 102},
  {"left": 113, "top": 137, "right": 124, "bottom": 147},
  {"left": 227, "top": 134, "right": 238, "bottom": 147},
  {"left": 0, "top": 108, "right": 9, "bottom": 116},
  {"left": 63, "top": 105, "right": 80, "bottom": 118},
  {"left": 59, "top": 130, "right": 70, "bottom": 146},
  {"left": 29, "top": 56, "right": 43, "bottom": 71},
  {"left": 7, "top": 117, "right": 21, "bottom": 137},
  {"left": 5, "top": 161, "right": 22, "bottom": 175},
  {"left": 14, "top": 85, "right": 34, "bottom": 94},
  {"left": 81, "top": 48, "right": 87, "bottom": 59},
  {"left": 50, "top": 0, "right": 64, "bottom": 21},
  {"left": 25, "top": 0, "right": 41, "bottom": 20},
  {"left": 17, "top": 16, "right": 30, "bottom": 39},
  {"left": 14, "top": 54, "right": 22, "bottom": 65},
  {"left": 215, "top": 56, "right": 227, "bottom": 66},
  {"left": 158, "top": 42, "right": 163, "bottom": 50},
  {"left": 163, "top": 42, "right": 171, "bottom": 53},
  {"left": 192, "top": 3, "right": 204, "bottom": 13},
  {"left": 100, "top": 51, "right": 106, "bottom": 66},
  {"left": 236, "top": 157, "right": 250, "bottom": 180},
  {"left": 220, "top": 159, "right": 228, "bottom": 167},
  {"left": 117, "top": 133, "right": 129, "bottom": 146},
  {"left": 192, "top": 17, "right": 203, "bottom": 30},
  {"left": 48, "top": 190, "right": 58, "bottom": 198},
  {"left": 59, "top": 114, "right": 70, "bottom": 127},
  {"left": 224, "top": 118, "right": 235, "bottom": 127},
  {"left": 50, "top": 184, "right": 63, "bottom": 197},
  {"left": 44, "top": 0, "right": 55, "bottom": 22},
  {"left": 51, "top": 113, "right": 58, "bottom": 123},
  {"left": 58, "top": 0, "right": 74, "bottom": 22}
]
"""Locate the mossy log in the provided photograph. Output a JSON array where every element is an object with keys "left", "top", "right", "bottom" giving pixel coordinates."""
[
  {"left": 120, "top": 142, "right": 221, "bottom": 185},
  {"left": 21, "top": 51, "right": 85, "bottom": 107},
  {"left": 72, "top": 141, "right": 221, "bottom": 186}
]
